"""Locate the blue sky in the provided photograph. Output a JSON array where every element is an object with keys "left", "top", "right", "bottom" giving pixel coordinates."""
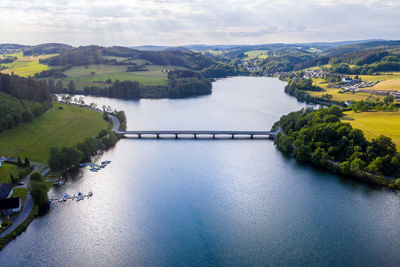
[{"left": 0, "top": 0, "right": 399, "bottom": 46}]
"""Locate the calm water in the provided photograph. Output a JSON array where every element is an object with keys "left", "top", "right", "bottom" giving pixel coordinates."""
[{"left": 1, "top": 77, "right": 400, "bottom": 266}]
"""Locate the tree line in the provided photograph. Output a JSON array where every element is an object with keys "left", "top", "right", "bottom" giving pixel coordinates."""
[
  {"left": 49, "top": 70, "right": 212, "bottom": 99},
  {"left": 283, "top": 78, "right": 324, "bottom": 103},
  {"left": 0, "top": 92, "right": 51, "bottom": 133},
  {"left": 0, "top": 73, "right": 50, "bottom": 102},
  {"left": 49, "top": 131, "right": 120, "bottom": 171}
]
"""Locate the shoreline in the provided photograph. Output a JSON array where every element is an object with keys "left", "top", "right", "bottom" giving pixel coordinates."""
[{"left": 0, "top": 102, "right": 123, "bottom": 250}]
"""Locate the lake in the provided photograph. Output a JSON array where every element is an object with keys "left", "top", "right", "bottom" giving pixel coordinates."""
[{"left": 1, "top": 77, "right": 400, "bottom": 266}]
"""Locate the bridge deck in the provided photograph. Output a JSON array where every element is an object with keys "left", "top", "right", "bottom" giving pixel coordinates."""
[{"left": 118, "top": 130, "right": 278, "bottom": 139}]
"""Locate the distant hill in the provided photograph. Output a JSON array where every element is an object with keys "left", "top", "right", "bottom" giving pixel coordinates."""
[
  {"left": 324, "top": 40, "right": 400, "bottom": 56},
  {"left": 0, "top": 43, "right": 74, "bottom": 56},
  {"left": 42, "top": 45, "right": 215, "bottom": 70},
  {"left": 23, "top": 43, "right": 74, "bottom": 56}
]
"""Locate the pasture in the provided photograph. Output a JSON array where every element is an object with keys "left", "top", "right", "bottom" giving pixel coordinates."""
[
  {"left": 0, "top": 103, "right": 109, "bottom": 162},
  {"left": 61, "top": 61, "right": 189, "bottom": 90}
]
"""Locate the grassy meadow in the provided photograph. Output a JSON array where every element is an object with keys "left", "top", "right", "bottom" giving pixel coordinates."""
[
  {"left": 0, "top": 103, "right": 109, "bottom": 162},
  {"left": 0, "top": 52, "right": 57, "bottom": 77},
  {"left": 56, "top": 61, "right": 190, "bottom": 91},
  {"left": 244, "top": 50, "right": 269, "bottom": 60},
  {"left": 343, "top": 111, "right": 400, "bottom": 149}
]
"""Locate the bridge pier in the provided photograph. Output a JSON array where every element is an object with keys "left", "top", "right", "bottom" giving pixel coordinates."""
[
  {"left": 232, "top": 134, "right": 234, "bottom": 139},
  {"left": 213, "top": 134, "right": 215, "bottom": 139},
  {"left": 194, "top": 134, "right": 197, "bottom": 139},
  {"left": 250, "top": 134, "right": 253, "bottom": 139},
  {"left": 138, "top": 134, "right": 141, "bottom": 139},
  {"left": 175, "top": 133, "right": 178, "bottom": 139},
  {"left": 156, "top": 134, "right": 160, "bottom": 139}
]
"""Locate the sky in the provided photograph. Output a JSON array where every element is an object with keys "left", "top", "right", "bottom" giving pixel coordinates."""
[{"left": 0, "top": 0, "right": 399, "bottom": 46}]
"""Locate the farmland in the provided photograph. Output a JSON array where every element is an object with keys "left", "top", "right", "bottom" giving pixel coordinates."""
[
  {"left": 357, "top": 72, "right": 400, "bottom": 91},
  {"left": 309, "top": 78, "right": 373, "bottom": 102},
  {"left": 343, "top": 111, "right": 400, "bottom": 149},
  {"left": 0, "top": 52, "right": 57, "bottom": 77}
]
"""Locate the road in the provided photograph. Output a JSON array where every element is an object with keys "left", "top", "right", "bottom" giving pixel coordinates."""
[{"left": 0, "top": 167, "right": 49, "bottom": 238}]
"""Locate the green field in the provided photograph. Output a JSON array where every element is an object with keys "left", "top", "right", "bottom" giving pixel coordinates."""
[
  {"left": 56, "top": 61, "right": 189, "bottom": 90},
  {"left": 244, "top": 50, "right": 269, "bottom": 60},
  {"left": 310, "top": 78, "right": 373, "bottom": 102},
  {"left": 0, "top": 163, "right": 25, "bottom": 184},
  {"left": 0, "top": 103, "right": 109, "bottom": 162},
  {"left": 343, "top": 111, "right": 400, "bottom": 148},
  {"left": 0, "top": 52, "right": 57, "bottom": 77}
]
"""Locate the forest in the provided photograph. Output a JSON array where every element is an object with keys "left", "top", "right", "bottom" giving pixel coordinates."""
[
  {"left": 0, "top": 73, "right": 51, "bottom": 133},
  {"left": 273, "top": 106, "right": 400, "bottom": 183}
]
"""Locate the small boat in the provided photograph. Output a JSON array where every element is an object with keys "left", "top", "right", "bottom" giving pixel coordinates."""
[
  {"left": 78, "top": 192, "right": 83, "bottom": 196},
  {"left": 76, "top": 197, "right": 80, "bottom": 202},
  {"left": 64, "top": 193, "right": 68, "bottom": 198},
  {"left": 58, "top": 197, "right": 63, "bottom": 202},
  {"left": 80, "top": 195, "right": 84, "bottom": 200},
  {"left": 88, "top": 191, "right": 93, "bottom": 197}
]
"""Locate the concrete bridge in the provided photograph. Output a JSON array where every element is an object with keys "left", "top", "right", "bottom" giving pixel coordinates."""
[{"left": 117, "top": 129, "right": 280, "bottom": 140}]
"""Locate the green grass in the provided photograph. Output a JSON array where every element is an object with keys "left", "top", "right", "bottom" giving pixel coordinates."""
[
  {"left": 0, "top": 103, "right": 109, "bottom": 162},
  {"left": 343, "top": 111, "right": 400, "bottom": 149},
  {"left": 0, "top": 53, "right": 57, "bottom": 77},
  {"left": 244, "top": 50, "right": 269, "bottom": 59},
  {"left": 0, "top": 163, "right": 25, "bottom": 185},
  {"left": 12, "top": 188, "right": 28, "bottom": 202},
  {"left": 59, "top": 62, "right": 189, "bottom": 90}
]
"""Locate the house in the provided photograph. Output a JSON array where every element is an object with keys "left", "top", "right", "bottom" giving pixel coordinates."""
[
  {"left": 0, "top": 183, "right": 13, "bottom": 199},
  {"left": 0, "top": 198, "right": 22, "bottom": 215},
  {"left": 345, "top": 100, "right": 352, "bottom": 107},
  {"left": 0, "top": 156, "right": 6, "bottom": 168},
  {"left": 342, "top": 77, "right": 358, "bottom": 84}
]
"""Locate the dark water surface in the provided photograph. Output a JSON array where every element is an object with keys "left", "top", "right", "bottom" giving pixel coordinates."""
[{"left": 1, "top": 77, "right": 400, "bottom": 266}]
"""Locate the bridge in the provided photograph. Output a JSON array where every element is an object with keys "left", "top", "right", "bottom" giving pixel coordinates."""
[{"left": 117, "top": 129, "right": 280, "bottom": 140}]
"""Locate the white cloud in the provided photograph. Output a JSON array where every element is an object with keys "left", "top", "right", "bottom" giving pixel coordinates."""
[{"left": 0, "top": 0, "right": 398, "bottom": 46}]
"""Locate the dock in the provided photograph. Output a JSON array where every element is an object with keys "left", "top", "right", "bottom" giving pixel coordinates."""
[{"left": 49, "top": 192, "right": 93, "bottom": 202}]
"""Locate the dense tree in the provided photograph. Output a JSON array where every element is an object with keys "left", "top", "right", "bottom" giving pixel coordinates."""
[{"left": 274, "top": 107, "right": 400, "bottom": 178}]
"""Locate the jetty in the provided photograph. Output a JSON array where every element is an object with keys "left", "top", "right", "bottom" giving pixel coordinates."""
[{"left": 49, "top": 192, "right": 93, "bottom": 202}]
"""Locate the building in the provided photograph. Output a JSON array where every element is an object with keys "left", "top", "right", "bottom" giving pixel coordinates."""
[
  {"left": 342, "top": 77, "right": 358, "bottom": 84},
  {"left": 0, "top": 156, "right": 5, "bottom": 168},
  {"left": 0, "top": 198, "right": 21, "bottom": 215},
  {"left": 0, "top": 218, "right": 2, "bottom": 228},
  {"left": 0, "top": 183, "right": 13, "bottom": 200}
]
